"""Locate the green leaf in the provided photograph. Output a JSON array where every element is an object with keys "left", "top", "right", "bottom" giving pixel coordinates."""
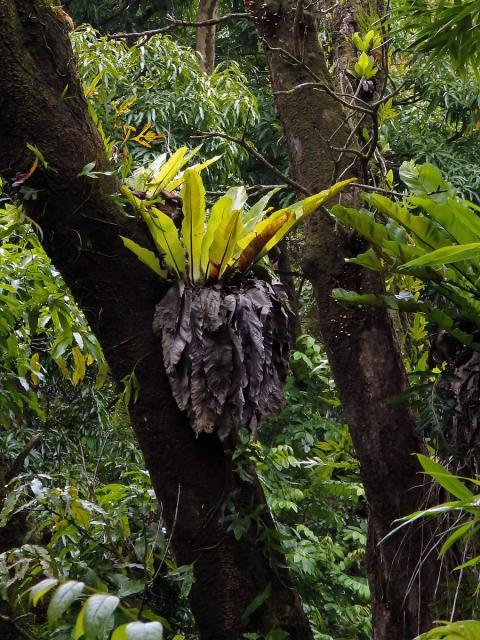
[
  {"left": 241, "top": 583, "right": 272, "bottom": 625},
  {"left": 145, "top": 207, "right": 186, "bottom": 278},
  {"left": 83, "top": 594, "right": 120, "bottom": 640},
  {"left": 166, "top": 154, "right": 221, "bottom": 192},
  {"left": 354, "top": 52, "right": 378, "bottom": 79},
  {"left": 181, "top": 169, "right": 206, "bottom": 283},
  {"left": 148, "top": 146, "right": 199, "bottom": 198},
  {"left": 401, "top": 243, "right": 480, "bottom": 270},
  {"left": 30, "top": 578, "right": 58, "bottom": 606},
  {"left": 331, "top": 204, "right": 389, "bottom": 245},
  {"left": 242, "top": 188, "right": 280, "bottom": 233},
  {"left": 201, "top": 194, "right": 232, "bottom": 276},
  {"left": 363, "top": 193, "right": 451, "bottom": 251},
  {"left": 333, "top": 288, "right": 424, "bottom": 312},
  {"left": 74, "top": 601, "right": 86, "bottom": 640},
  {"left": 48, "top": 581, "right": 85, "bottom": 626},
  {"left": 125, "top": 621, "right": 164, "bottom": 640},
  {"left": 112, "top": 625, "right": 128, "bottom": 640},
  {"left": 439, "top": 521, "right": 476, "bottom": 558},
  {"left": 120, "top": 237, "right": 167, "bottom": 278},
  {"left": 256, "top": 178, "right": 355, "bottom": 259},
  {"left": 208, "top": 208, "right": 243, "bottom": 280},
  {"left": 416, "top": 454, "right": 474, "bottom": 501},
  {"left": 400, "top": 161, "right": 454, "bottom": 200},
  {"left": 346, "top": 248, "right": 384, "bottom": 271}
]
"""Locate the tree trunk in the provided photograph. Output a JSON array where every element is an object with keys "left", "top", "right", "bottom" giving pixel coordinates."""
[
  {"left": 0, "top": 2, "right": 313, "bottom": 638},
  {"left": 246, "top": 1, "right": 441, "bottom": 637},
  {"left": 195, "top": 0, "right": 219, "bottom": 74}
]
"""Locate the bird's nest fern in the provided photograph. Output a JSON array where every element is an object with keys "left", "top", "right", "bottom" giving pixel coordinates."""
[{"left": 121, "top": 147, "right": 353, "bottom": 438}]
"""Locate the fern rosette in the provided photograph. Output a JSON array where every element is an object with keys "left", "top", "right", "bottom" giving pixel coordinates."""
[{"left": 120, "top": 148, "right": 352, "bottom": 437}]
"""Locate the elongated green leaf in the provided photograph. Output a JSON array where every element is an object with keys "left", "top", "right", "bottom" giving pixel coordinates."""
[
  {"left": 258, "top": 178, "right": 355, "bottom": 257},
  {"left": 401, "top": 243, "right": 480, "bottom": 270},
  {"left": 48, "top": 581, "right": 85, "bottom": 626},
  {"left": 83, "top": 594, "right": 120, "bottom": 640},
  {"left": 148, "top": 146, "right": 200, "bottom": 198},
  {"left": 74, "top": 601, "right": 86, "bottom": 640},
  {"left": 201, "top": 194, "right": 232, "bottom": 276},
  {"left": 241, "top": 583, "right": 272, "bottom": 625},
  {"left": 30, "top": 578, "right": 58, "bottom": 606},
  {"left": 181, "top": 169, "right": 206, "bottom": 283},
  {"left": 416, "top": 454, "right": 474, "bottom": 501},
  {"left": 242, "top": 188, "right": 280, "bottom": 233},
  {"left": 120, "top": 185, "right": 146, "bottom": 214},
  {"left": 120, "top": 237, "right": 167, "bottom": 278},
  {"left": 146, "top": 208, "right": 185, "bottom": 278},
  {"left": 208, "top": 209, "right": 242, "bottom": 280},
  {"left": 439, "top": 521, "right": 476, "bottom": 558},
  {"left": 332, "top": 288, "right": 424, "bottom": 312},
  {"left": 166, "top": 155, "right": 222, "bottom": 192},
  {"left": 454, "top": 555, "right": 480, "bottom": 571},
  {"left": 238, "top": 210, "right": 293, "bottom": 271},
  {"left": 225, "top": 185, "right": 248, "bottom": 211}
]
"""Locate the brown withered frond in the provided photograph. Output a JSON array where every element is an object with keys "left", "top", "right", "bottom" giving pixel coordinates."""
[{"left": 153, "top": 280, "right": 290, "bottom": 439}]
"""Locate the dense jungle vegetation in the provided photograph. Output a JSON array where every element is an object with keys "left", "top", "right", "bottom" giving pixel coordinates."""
[{"left": 1, "top": 1, "right": 480, "bottom": 639}]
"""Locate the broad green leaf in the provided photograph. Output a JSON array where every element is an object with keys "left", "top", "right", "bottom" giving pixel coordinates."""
[
  {"left": 83, "top": 594, "right": 120, "bottom": 640},
  {"left": 400, "top": 161, "right": 454, "bottom": 200},
  {"left": 364, "top": 193, "right": 451, "bottom": 251},
  {"left": 346, "top": 248, "right": 384, "bottom": 271},
  {"left": 30, "top": 578, "right": 58, "bottom": 606},
  {"left": 120, "top": 237, "right": 167, "bottom": 278},
  {"left": 411, "top": 197, "right": 480, "bottom": 245},
  {"left": 126, "top": 621, "right": 164, "bottom": 640},
  {"left": 48, "top": 581, "right": 85, "bottom": 626},
  {"left": 112, "top": 625, "right": 128, "bottom": 640},
  {"left": 331, "top": 204, "right": 389, "bottom": 245},
  {"left": 145, "top": 208, "right": 185, "bottom": 278},
  {"left": 416, "top": 454, "right": 474, "bottom": 501},
  {"left": 201, "top": 194, "right": 232, "bottom": 276},
  {"left": 401, "top": 243, "right": 480, "bottom": 270},
  {"left": 208, "top": 209, "right": 243, "bottom": 280},
  {"left": 181, "top": 169, "right": 206, "bottom": 283}
]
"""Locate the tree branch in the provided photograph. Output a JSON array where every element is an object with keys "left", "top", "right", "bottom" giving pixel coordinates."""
[
  {"left": 109, "top": 13, "right": 250, "bottom": 41},
  {"left": 192, "top": 130, "right": 311, "bottom": 195}
]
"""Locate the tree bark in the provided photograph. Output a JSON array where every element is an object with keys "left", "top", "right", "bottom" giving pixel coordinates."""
[
  {"left": 246, "top": 1, "right": 441, "bottom": 637},
  {"left": 0, "top": 2, "right": 313, "bottom": 638},
  {"left": 195, "top": 0, "right": 219, "bottom": 74}
]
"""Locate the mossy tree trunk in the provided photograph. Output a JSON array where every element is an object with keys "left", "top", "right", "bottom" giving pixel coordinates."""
[
  {"left": 246, "top": 0, "right": 442, "bottom": 637},
  {"left": 0, "top": 2, "right": 313, "bottom": 638}
]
